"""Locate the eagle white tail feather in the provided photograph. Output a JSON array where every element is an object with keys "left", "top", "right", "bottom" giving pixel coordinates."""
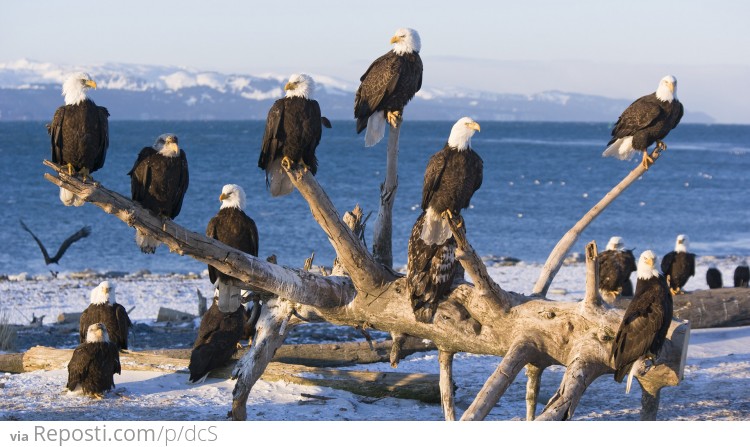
[
  {"left": 135, "top": 230, "right": 159, "bottom": 254},
  {"left": 216, "top": 279, "right": 242, "bottom": 313},
  {"left": 602, "top": 136, "right": 635, "bottom": 160},
  {"left": 625, "top": 361, "right": 638, "bottom": 394},
  {"left": 420, "top": 209, "right": 452, "bottom": 245},
  {"left": 59, "top": 188, "right": 84, "bottom": 207},
  {"left": 365, "top": 112, "right": 386, "bottom": 147},
  {"left": 268, "top": 158, "right": 294, "bottom": 197}
]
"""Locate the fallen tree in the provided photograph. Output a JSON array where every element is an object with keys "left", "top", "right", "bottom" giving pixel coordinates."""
[
  {"left": 9, "top": 346, "right": 440, "bottom": 403},
  {"left": 44, "top": 137, "right": 689, "bottom": 421}
]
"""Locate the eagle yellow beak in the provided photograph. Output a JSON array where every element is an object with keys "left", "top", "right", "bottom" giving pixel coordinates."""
[
  {"left": 390, "top": 35, "right": 401, "bottom": 44},
  {"left": 85, "top": 80, "right": 97, "bottom": 89},
  {"left": 284, "top": 81, "right": 296, "bottom": 91},
  {"left": 668, "top": 82, "right": 675, "bottom": 93},
  {"left": 467, "top": 122, "right": 481, "bottom": 132},
  {"left": 645, "top": 257, "right": 654, "bottom": 267},
  {"left": 219, "top": 193, "right": 229, "bottom": 202}
]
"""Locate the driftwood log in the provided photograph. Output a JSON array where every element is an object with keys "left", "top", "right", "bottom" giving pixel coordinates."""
[
  {"left": 11, "top": 346, "right": 440, "bottom": 403},
  {"left": 44, "top": 137, "right": 690, "bottom": 421}
]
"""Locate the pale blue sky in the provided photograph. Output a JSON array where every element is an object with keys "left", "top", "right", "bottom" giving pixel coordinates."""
[{"left": 2, "top": 0, "right": 749, "bottom": 122}]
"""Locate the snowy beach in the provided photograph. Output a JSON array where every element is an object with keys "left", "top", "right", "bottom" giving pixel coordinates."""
[{"left": 1, "top": 258, "right": 749, "bottom": 422}]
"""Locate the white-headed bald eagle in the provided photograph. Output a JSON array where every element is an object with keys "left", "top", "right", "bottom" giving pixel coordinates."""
[
  {"left": 67, "top": 323, "right": 121, "bottom": 398},
  {"left": 188, "top": 298, "right": 246, "bottom": 384},
  {"left": 128, "top": 134, "right": 189, "bottom": 253},
  {"left": 206, "top": 184, "right": 259, "bottom": 313},
  {"left": 602, "top": 75, "right": 684, "bottom": 169},
  {"left": 407, "top": 117, "right": 482, "bottom": 323},
  {"left": 355, "top": 28, "right": 423, "bottom": 147},
  {"left": 661, "top": 234, "right": 695, "bottom": 295},
  {"left": 258, "top": 73, "right": 331, "bottom": 197},
  {"left": 79, "top": 281, "right": 132, "bottom": 350},
  {"left": 598, "top": 236, "right": 637, "bottom": 303},
  {"left": 48, "top": 72, "right": 109, "bottom": 206},
  {"left": 610, "top": 250, "right": 673, "bottom": 393}
]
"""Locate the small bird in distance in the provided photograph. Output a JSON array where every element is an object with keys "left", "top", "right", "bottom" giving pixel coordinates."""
[{"left": 19, "top": 219, "right": 91, "bottom": 264}]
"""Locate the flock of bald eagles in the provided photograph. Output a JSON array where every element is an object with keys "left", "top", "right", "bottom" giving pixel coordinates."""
[{"left": 47, "top": 27, "right": 749, "bottom": 403}]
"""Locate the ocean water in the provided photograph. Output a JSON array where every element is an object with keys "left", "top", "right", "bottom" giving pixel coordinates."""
[{"left": 1, "top": 120, "right": 749, "bottom": 276}]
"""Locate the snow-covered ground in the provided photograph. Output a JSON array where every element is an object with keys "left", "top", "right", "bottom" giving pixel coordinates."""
[{"left": 1, "top": 258, "right": 749, "bottom": 423}]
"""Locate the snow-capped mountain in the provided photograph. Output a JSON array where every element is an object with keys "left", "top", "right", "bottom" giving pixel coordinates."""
[{"left": 0, "top": 59, "right": 713, "bottom": 122}]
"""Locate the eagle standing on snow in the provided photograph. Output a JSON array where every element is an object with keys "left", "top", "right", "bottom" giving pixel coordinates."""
[
  {"left": 407, "top": 117, "right": 482, "bottom": 323},
  {"left": 602, "top": 75, "right": 683, "bottom": 169},
  {"left": 48, "top": 72, "right": 109, "bottom": 206},
  {"left": 355, "top": 28, "right": 423, "bottom": 147},
  {"left": 205, "top": 184, "right": 259, "bottom": 313},
  {"left": 598, "top": 236, "right": 637, "bottom": 302},
  {"left": 79, "top": 281, "right": 132, "bottom": 350},
  {"left": 258, "top": 73, "right": 331, "bottom": 197},
  {"left": 661, "top": 234, "right": 696, "bottom": 295},
  {"left": 610, "top": 250, "right": 673, "bottom": 394},
  {"left": 67, "top": 323, "right": 121, "bottom": 398},
  {"left": 128, "top": 134, "right": 189, "bottom": 253}
]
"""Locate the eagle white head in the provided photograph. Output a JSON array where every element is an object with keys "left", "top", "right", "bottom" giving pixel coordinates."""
[
  {"left": 285, "top": 73, "right": 315, "bottom": 99},
  {"left": 85, "top": 322, "right": 110, "bottom": 344},
  {"left": 219, "top": 184, "right": 246, "bottom": 210},
  {"left": 655, "top": 75, "right": 677, "bottom": 103},
  {"left": 675, "top": 234, "right": 689, "bottom": 253},
  {"left": 637, "top": 250, "right": 660, "bottom": 280},
  {"left": 62, "top": 72, "right": 97, "bottom": 106},
  {"left": 391, "top": 28, "right": 421, "bottom": 55},
  {"left": 154, "top": 133, "right": 180, "bottom": 158},
  {"left": 606, "top": 236, "right": 624, "bottom": 251},
  {"left": 448, "top": 117, "right": 481, "bottom": 151},
  {"left": 90, "top": 280, "right": 115, "bottom": 305}
]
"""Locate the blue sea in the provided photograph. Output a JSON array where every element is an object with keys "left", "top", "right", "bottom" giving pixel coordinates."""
[{"left": 1, "top": 120, "right": 749, "bottom": 276}]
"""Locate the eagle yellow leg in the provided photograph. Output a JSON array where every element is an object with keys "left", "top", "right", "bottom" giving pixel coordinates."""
[
  {"left": 299, "top": 160, "right": 310, "bottom": 173},
  {"left": 92, "top": 393, "right": 104, "bottom": 400},
  {"left": 66, "top": 163, "right": 75, "bottom": 176},
  {"left": 281, "top": 156, "right": 293, "bottom": 171},
  {"left": 641, "top": 150, "right": 655, "bottom": 169},
  {"left": 656, "top": 140, "right": 667, "bottom": 151},
  {"left": 386, "top": 110, "right": 402, "bottom": 128},
  {"left": 236, "top": 342, "right": 243, "bottom": 350}
]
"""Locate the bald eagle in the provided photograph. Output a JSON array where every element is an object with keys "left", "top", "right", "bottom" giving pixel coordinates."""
[
  {"left": 79, "top": 281, "right": 132, "bottom": 350},
  {"left": 407, "top": 117, "right": 482, "bottom": 323},
  {"left": 602, "top": 75, "right": 683, "bottom": 169},
  {"left": 706, "top": 265, "right": 723, "bottom": 289},
  {"left": 188, "top": 299, "right": 245, "bottom": 384},
  {"left": 355, "top": 28, "right": 423, "bottom": 147},
  {"left": 48, "top": 72, "right": 109, "bottom": 206},
  {"left": 734, "top": 261, "right": 749, "bottom": 288},
  {"left": 206, "top": 184, "right": 259, "bottom": 313},
  {"left": 67, "top": 323, "right": 121, "bottom": 398},
  {"left": 610, "top": 250, "right": 673, "bottom": 393},
  {"left": 258, "top": 73, "right": 331, "bottom": 197},
  {"left": 598, "top": 236, "right": 637, "bottom": 302},
  {"left": 128, "top": 134, "right": 189, "bottom": 253},
  {"left": 661, "top": 234, "right": 695, "bottom": 295}
]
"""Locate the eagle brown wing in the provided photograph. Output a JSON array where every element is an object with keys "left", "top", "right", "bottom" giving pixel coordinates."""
[
  {"left": 609, "top": 94, "right": 668, "bottom": 144},
  {"left": 354, "top": 52, "right": 401, "bottom": 133},
  {"left": 128, "top": 147, "right": 158, "bottom": 203},
  {"left": 258, "top": 99, "right": 285, "bottom": 178}
]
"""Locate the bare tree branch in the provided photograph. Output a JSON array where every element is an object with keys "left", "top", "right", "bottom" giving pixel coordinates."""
[{"left": 533, "top": 145, "right": 666, "bottom": 296}]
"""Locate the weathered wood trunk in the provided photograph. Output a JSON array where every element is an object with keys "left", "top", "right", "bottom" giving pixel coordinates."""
[
  {"left": 13, "top": 346, "right": 440, "bottom": 403},
  {"left": 43, "top": 142, "right": 689, "bottom": 422}
]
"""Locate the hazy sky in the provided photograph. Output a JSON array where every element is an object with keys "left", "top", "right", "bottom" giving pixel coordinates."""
[{"left": 2, "top": 0, "right": 749, "bottom": 122}]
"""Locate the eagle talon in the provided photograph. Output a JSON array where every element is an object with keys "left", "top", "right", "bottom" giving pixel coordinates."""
[
  {"left": 641, "top": 152, "right": 654, "bottom": 169},
  {"left": 386, "top": 110, "right": 402, "bottom": 128},
  {"left": 66, "top": 163, "right": 75, "bottom": 176},
  {"left": 281, "top": 156, "right": 293, "bottom": 171}
]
